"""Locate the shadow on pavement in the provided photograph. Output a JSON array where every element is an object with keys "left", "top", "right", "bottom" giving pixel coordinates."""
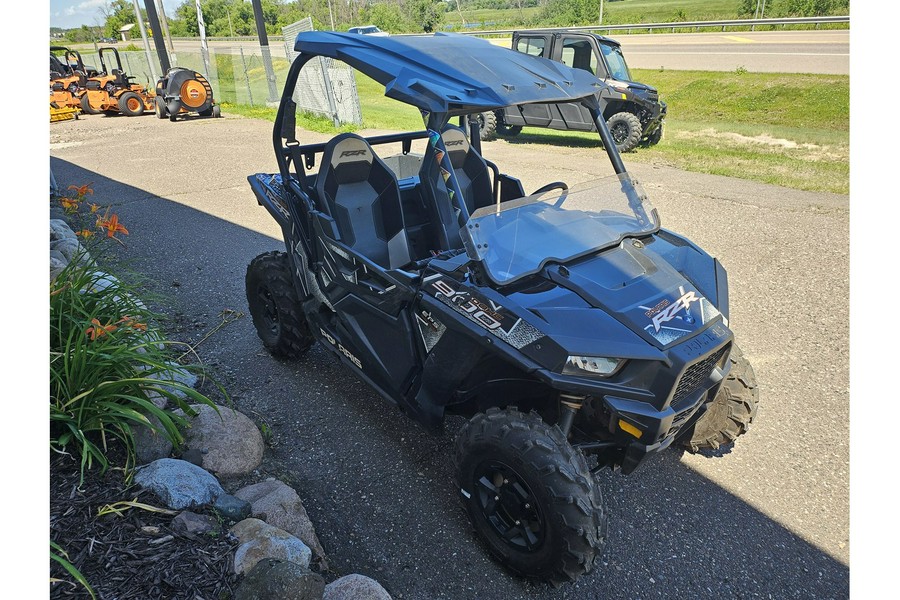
[{"left": 51, "top": 157, "right": 849, "bottom": 600}]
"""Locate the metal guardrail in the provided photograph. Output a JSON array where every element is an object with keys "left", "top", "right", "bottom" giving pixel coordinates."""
[
  {"left": 458, "top": 16, "right": 850, "bottom": 37},
  {"left": 169, "top": 15, "right": 849, "bottom": 44}
]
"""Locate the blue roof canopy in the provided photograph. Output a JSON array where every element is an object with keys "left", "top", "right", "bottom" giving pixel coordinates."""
[{"left": 293, "top": 31, "right": 605, "bottom": 115}]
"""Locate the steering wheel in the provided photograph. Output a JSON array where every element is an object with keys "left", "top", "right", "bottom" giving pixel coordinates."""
[{"left": 529, "top": 181, "right": 569, "bottom": 207}]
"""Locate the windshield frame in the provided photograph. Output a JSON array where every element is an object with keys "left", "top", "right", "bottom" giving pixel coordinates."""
[{"left": 598, "top": 41, "right": 633, "bottom": 83}]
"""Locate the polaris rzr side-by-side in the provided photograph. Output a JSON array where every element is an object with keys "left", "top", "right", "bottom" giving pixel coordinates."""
[{"left": 245, "top": 32, "right": 759, "bottom": 585}]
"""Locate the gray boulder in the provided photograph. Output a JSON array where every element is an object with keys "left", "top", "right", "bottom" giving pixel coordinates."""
[
  {"left": 146, "top": 363, "right": 199, "bottom": 406},
  {"left": 133, "top": 458, "right": 224, "bottom": 510},
  {"left": 50, "top": 237, "right": 82, "bottom": 262},
  {"left": 133, "top": 415, "right": 174, "bottom": 465},
  {"left": 324, "top": 575, "right": 392, "bottom": 600},
  {"left": 213, "top": 493, "right": 252, "bottom": 522},
  {"left": 234, "top": 559, "right": 325, "bottom": 600},
  {"left": 50, "top": 219, "right": 77, "bottom": 242},
  {"left": 171, "top": 511, "right": 220, "bottom": 536},
  {"left": 235, "top": 479, "right": 326, "bottom": 563},
  {"left": 231, "top": 518, "right": 312, "bottom": 575},
  {"left": 180, "top": 404, "right": 264, "bottom": 477}
]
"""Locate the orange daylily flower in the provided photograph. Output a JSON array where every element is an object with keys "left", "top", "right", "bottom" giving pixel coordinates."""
[
  {"left": 60, "top": 197, "right": 79, "bottom": 212},
  {"left": 68, "top": 183, "right": 94, "bottom": 197},
  {"left": 85, "top": 318, "right": 118, "bottom": 341},
  {"left": 97, "top": 214, "right": 129, "bottom": 238},
  {"left": 117, "top": 316, "right": 147, "bottom": 332},
  {"left": 76, "top": 229, "right": 95, "bottom": 238}
]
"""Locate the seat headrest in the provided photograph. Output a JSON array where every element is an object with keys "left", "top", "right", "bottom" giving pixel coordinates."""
[
  {"left": 322, "top": 134, "right": 376, "bottom": 185},
  {"left": 441, "top": 126, "right": 470, "bottom": 169}
]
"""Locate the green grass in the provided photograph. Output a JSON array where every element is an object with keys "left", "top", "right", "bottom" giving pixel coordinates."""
[
  {"left": 221, "top": 67, "right": 848, "bottom": 195},
  {"left": 597, "top": 0, "right": 743, "bottom": 24},
  {"left": 444, "top": 7, "right": 542, "bottom": 27}
]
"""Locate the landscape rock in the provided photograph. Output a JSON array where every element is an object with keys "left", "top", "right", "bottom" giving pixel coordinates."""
[
  {"left": 179, "top": 404, "right": 264, "bottom": 477},
  {"left": 50, "top": 237, "right": 82, "bottom": 262},
  {"left": 146, "top": 362, "right": 199, "bottom": 404},
  {"left": 323, "top": 574, "right": 392, "bottom": 600},
  {"left": 234, "top": 559, "right": 325, "bottom": 600},
  {"left": 235, "top": 479, "right": 326, "bottom": 562},
  {"left": 134, "top": 458, "right": 224, "bottom": 510},
  {"left": 213, "top": 493, "right": 252, "bottom": 522},
  {"left": 133, "top": 415, "right": 174, "bottom": 465},
  {"left": 50, "top": 219, "right": 77, "bottom": 242},
  {"left": 50, "top": 254, "right": 67, "bottom": 282},
  {"left": 171, "top": 511, "right": 220, "bottom": 535},
  {"left": 231, "top": 518, "right": 312, "bottom": 574}
]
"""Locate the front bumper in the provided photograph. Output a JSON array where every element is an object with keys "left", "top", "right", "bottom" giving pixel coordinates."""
[{"left": 533, "top": 323, "right": 733, "bottom": 473}]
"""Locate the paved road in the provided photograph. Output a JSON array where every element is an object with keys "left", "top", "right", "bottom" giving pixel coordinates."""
[
  {"left": 50, "top": 113, "right": 849, "bottom": 599},
  {"left": 158, "top": 29, "right": 849, "bottom": 74},
  {"left": 614, "top": 30, "right": 849, "bottom": 74}
]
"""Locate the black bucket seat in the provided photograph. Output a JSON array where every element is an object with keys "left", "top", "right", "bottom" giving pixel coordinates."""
[{"left": 316, "top": 133, "right": 411, "bottom": 269}]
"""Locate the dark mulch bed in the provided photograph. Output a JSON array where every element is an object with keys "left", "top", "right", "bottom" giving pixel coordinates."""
[{"left": 50, "top": 447, "right": 241, "bottom": 600}]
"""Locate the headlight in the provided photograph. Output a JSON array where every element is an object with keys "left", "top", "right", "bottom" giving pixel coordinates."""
[{"left": 562, "top": 355, "right": 623, "bottom": 378}]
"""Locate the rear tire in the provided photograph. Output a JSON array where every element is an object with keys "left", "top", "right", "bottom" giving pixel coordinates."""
[
  {"left": 496, "top": 112, "right": 522, "bottom": 138},
  {"left": 118, "top": 91, "right": 145, "bottom": 117},
  {"left": 246, "top": 251, "right": 314, "bottom": 359},
  {"left": 679, "top": 344, "right": 760, "bottom": 453},
  {"left": 606, "top": 111, "right": 642, "bottom": 153},
  {"left": 155, "top": 96, "right": 168, "bottom": 119},
  {"left": 476, "top": 111, "right": 498, "bottom": 141},
  {"left": 455, "top": 407, "right": 607, "bottom": 585}
]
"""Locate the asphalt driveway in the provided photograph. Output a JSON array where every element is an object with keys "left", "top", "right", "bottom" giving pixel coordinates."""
[{"left": 50, "top": 112, "right": 849, "bottom": 599}]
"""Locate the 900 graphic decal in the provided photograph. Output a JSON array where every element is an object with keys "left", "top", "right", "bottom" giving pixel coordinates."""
[{"left": 428, "top": 276, "right": 542, "bottom": 349}]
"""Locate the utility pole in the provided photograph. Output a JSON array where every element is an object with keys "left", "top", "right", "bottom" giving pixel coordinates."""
[
  {"left": 156, "top": 0, "right": 176, "bottom": 56},
  {"left": 599, "top": 0, "right": 604, "bottom": 25},
  {"left": 250, "top": 0, "right": 279, "bottom": 102},
  {"left": 131, "top": 0, "right": 159, "bottom": 82},
  {"left": 143, "top": 0, "right": 170, "bottom": 73},
  {"left": 327, "top": 0, "right": 335, "bottom": 31},
  {"left": 195, "top": 0, "right": 211, "bottom": 77}
]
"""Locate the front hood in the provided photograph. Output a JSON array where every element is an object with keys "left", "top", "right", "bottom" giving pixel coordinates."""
[{"left": 544, "top": 241, "right": 723, "bottom": 349}]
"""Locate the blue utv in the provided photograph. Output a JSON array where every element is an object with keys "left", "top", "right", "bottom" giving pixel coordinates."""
[{"left": 245, "top": 32, "right": 759, "bottom": 585}]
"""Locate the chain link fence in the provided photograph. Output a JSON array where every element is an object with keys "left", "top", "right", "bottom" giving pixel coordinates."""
[
  {"left": 282, "top": 18, "right": 362, "bottom": 125},
  {"left": 77, "top": 34, "right": 361, "bottom": 126}
]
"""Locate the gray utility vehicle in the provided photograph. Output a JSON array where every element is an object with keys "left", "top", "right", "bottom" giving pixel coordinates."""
[{"left": 478, "top": 30, "right": 666, "bottom": 152}]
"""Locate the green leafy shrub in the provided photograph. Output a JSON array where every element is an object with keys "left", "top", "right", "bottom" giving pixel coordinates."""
[{"left": 50, "top": 188, "right": 222, "bottom": 482}]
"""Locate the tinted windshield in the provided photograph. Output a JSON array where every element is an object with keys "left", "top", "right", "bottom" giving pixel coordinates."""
[
  {"left": 461, "top": 174, "right": 659, "bottom": 285},
  {"left": 599, "top": 42, "right": 632, "bottom": 82}
]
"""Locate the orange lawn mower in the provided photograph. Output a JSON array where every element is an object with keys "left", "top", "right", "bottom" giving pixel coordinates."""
[
  {"left": 154, "top": 67, "right": 221, "bottom": 121},
  {"left": 80, "top": 47, "right": 155, "bottom": 117},
  {"left": 49, "top": 46, "right": 88, "bottom": 110}
]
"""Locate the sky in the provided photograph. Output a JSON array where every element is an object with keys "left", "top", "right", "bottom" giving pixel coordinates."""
[{"left": 49, "top": 0, "right": 185, "bottom": 29}]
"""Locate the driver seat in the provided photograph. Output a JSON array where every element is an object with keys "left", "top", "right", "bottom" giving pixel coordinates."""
[
  {"left": 418, "top": 126, "right": 496, "bottom": 252},
  {"left": 316, "top": 133, "right": 411, "bottom": 269}
]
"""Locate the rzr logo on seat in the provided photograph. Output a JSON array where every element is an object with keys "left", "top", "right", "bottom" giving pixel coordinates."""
[
  {"left": 339, "top": 149, "right": 367, "bottom": 158},
  {"left": 444, "top": 140, "right": 465, "bottom": 147}
]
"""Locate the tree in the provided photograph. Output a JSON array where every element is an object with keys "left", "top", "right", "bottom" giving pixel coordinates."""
[
  {"left": 410, "top": 0, "right": 445, "bottom": 32},
  {"left": 99, "top": 0, "right": 145, "bottom": 39}
]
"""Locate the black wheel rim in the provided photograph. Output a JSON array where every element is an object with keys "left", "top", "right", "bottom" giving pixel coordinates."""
[
  {"left": 257, "top": 286, "right": 280, "bottom": 336},
  {"left": 473, "top": 460, "right": 545, "bottom": 552},
  {"left": 611, "top": 122, "right": 629, "bottom": 144}
]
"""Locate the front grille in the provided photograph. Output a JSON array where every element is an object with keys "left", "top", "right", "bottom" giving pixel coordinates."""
[{"left": 671, "top": 345, "right": 730, "bottom": 406}]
